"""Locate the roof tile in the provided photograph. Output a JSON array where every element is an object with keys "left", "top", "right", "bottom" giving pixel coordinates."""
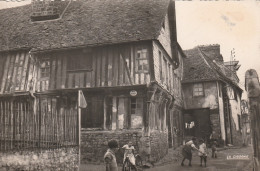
[{"left": 0, "top": 0, "right": 170, "bottom": 51}]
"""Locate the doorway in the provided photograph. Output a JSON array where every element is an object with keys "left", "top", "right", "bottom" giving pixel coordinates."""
[{"left": 184, "top": 108, "right": 212, "bottom": 140}]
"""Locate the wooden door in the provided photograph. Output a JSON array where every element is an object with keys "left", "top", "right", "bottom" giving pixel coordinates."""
[{"left": 81, "top": 96, "right": 104, "bottom": 128}]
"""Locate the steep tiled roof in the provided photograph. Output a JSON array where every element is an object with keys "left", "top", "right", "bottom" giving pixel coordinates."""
[
  {"left": 182, "top": 47, "right": 219, "bottom": 83},
  {"left": 183, "top": 45, "right": 242, "bottom": 91},
  {"left": 0, "top": 0, "right": 170, "bottom": 52}
]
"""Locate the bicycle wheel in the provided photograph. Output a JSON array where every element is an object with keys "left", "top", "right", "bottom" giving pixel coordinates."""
[{"left": 123, "top": 160, "right": 131, "bottom": 171}]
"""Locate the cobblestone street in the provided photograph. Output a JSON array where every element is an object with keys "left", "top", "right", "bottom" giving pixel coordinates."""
[{"left": 80, "top": 146, "right": 253, "bottom": 171}]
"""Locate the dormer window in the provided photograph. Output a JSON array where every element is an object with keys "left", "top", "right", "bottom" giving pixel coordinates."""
[{"left": 30, "top": 0, "right": 69, "bottom": 22}]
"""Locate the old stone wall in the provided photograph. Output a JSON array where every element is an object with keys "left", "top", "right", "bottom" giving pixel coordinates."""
[
  {"left": 81, "top": 129, "right": 169, "bottom": 164},
  {"left": 149, "top": 130, "right": 168, "bottom": 162},
  {"left": 0, "top": 148, "right": 78, "bottom": 171},
  {"left": 81, "top": 130, "right": 144, "bottom": 164}
]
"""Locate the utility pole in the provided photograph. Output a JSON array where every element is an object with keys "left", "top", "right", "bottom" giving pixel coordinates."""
[{"left": 245, "top": 69, "right": 260, "bottom": 171}]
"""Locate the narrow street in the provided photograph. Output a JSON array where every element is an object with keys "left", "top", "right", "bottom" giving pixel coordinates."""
[{"left": 81, "top": 146, "right": 253, "bottom": 171}]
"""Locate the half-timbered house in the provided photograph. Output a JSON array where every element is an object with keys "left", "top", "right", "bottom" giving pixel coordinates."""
[
  {"left": 182, "top": 45, "right": 243, "bottom": 146},
  {"left": 0, "top": 0, "right": 185, "bottom": 163}
]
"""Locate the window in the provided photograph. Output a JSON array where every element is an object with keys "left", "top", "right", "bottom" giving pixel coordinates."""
[
  {"left": 67, "top": 52, "right": 92, "bottom": 71},
  {"left": 159, "top": 51, "right": 163, "bottom": 82},
  {"left": 131, "top": 97, "right": 143, "bottom": 115},
  {"left": 165, "top": 60, "right": 168, "bottom": 86},
  {"left": 168, "top": 63, "right": 171, "bottom": 87},
  {"left": 40, "top": 59, "right": 50, "bottom": 78},
  {"left": 136, "top": 49, "right": 148, "bottom": 72},
  {"left": 130, "top": 97, "right": 143, "bottom": 128},
  {"left": 163, "top": 58, "right": 167, "bottom": 84},
  {"left": 193, "top": 83, "right": 204, "bottom": 96}
]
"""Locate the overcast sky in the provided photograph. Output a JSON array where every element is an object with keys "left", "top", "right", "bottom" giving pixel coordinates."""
[
  {"left": 175, "top": 1, "right": 260, "bottom": 99},
  {"left": 0, "top": 0, "right": 260, "bottom": 99}
]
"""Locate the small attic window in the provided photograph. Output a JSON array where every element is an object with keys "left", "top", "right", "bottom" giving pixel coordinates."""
[{"left": 30, "top": 0, "right": 69, "bottom": 22}]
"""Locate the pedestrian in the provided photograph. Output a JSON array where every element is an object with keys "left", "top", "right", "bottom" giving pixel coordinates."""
[
  {"left": 198, "top": 139, "right": 207, "bottom": 167},
  {"left": 104, "top": 139, "right": 119, "bottom": 171},
  {"left": 211, "top": 141, "right": 217, "bottom": 158},
  {"left": 181, "top": 137, "right": 204, "bottom": 167}
]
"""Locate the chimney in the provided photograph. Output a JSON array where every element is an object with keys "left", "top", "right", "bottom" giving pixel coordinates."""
[
  {"left": 31, "top": 0, "right": 69, "bottom": 22},
  {"left": 199, "top": 44, "right": 224, "bottom": 63}
]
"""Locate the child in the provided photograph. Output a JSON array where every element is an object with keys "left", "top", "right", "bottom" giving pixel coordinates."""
[
  {"left": 198, "top": 139, "right": 207, "bottom": 167},
  {"left": 104, "top": 139, "right": 119, "bottom": 171},
  {"left": 122, "top": 141, "right": 137, "bottom": 171},
  {"left": 211, "top": 141, "right": 217, "bottom": 158}
]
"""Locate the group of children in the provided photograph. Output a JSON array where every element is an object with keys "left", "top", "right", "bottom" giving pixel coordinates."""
[
  {"left": 181, "top": 137, "right": 218, "bottom": 167},
  {"left": 104, "top": 138, "right": 218, "bottom": 171}
]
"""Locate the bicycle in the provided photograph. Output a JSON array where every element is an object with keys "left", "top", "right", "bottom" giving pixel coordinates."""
[{"left": 122, "top": 154, "right": 143, "bottom": 171}]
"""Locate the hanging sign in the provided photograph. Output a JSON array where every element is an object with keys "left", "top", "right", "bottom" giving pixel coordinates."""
[{"left": 130, "top": 90, "right": 137, "bottom": 96}]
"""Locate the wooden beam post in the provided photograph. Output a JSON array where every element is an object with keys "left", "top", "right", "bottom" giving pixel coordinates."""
[
  {"left": 112, "top": 97, "right": 117, "bottom": 130},
  {"left": 104, "top": 96, "right": 107, "bottom": 130},
  {"left": 245, "top": 69, "right": 260, "bottom": 171}
]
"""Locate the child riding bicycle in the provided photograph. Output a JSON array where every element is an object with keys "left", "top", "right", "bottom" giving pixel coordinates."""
[{"left": 122, "top": 141, "right": 138, "bottom": 171}]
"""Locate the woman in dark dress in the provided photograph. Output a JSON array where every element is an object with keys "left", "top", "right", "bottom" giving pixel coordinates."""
[{"left": 181, "top": 137, "right": 203, "bottom": 166}]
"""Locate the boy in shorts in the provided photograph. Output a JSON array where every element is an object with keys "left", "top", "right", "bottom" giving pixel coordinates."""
[{"left": 104, "top": 139, "right": 119, "bottom": 171}]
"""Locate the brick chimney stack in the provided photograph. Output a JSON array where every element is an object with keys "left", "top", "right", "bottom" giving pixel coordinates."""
[{"left": 31, "top": 0, "right": 69, "bottom": 22}]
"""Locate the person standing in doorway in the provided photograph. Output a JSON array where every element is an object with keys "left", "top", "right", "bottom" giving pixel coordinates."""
[{"left": 104, "top": 139, "right": 119, "bottom": 171}]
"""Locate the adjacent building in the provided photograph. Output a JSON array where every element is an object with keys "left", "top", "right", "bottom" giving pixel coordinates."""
[{"left": 182, "top": 45, "right": 243, "bottom": 146}]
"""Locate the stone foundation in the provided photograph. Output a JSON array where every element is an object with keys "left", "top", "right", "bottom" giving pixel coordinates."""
[
  {"left": 81, "top": 129, "right": 169, "bottom": 164},
  {"left": 0, "top": 148, "right": 79, "bottom": 171},
  {"left": 149, "top": 130, "right": 168, "bottom": 162},
  {"left": 81, "top": 130, "right": 144, "bottom": 164}
]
